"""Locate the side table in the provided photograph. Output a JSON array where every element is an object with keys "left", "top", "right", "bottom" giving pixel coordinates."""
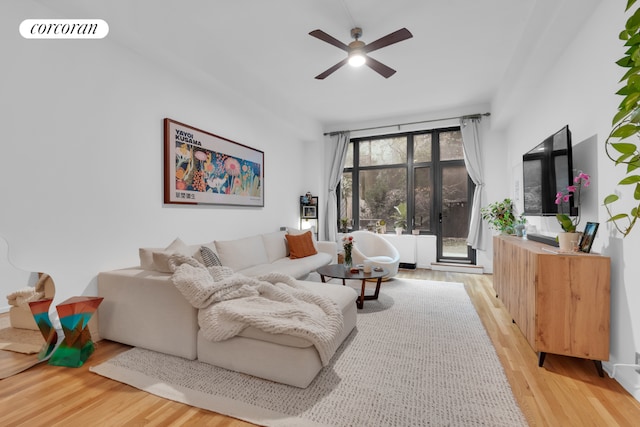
[
  {"left": 49, "top": 296, "right": 104, "bottom": 367},
  {"left": 28, "top": 298, "right": 58, "bottom": 360}
]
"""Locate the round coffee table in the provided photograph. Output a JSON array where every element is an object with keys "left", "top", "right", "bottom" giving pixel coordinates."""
[{"left": 316, "top": 264, "right": 388, "bottom": 309}]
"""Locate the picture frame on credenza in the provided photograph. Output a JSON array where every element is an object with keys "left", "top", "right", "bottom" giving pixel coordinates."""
[{"left": 578, "top": 222, "right": 599, "bottom": 253}]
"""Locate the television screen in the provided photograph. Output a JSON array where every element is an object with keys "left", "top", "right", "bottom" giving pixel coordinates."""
[{"left": 522, "top": 125, "right": 575, "bottom": 216}]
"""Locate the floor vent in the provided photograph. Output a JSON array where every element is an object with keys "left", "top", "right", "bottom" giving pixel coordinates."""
[{"left": 430, "top": 262, "right": 484, "bottom": 274}]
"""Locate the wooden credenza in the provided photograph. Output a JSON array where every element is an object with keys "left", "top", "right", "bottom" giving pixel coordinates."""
[{"left": 493, "top": 236, "right": 610, "bottom": 374}]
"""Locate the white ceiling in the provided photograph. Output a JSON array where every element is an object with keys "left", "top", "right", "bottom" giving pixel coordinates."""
[{"left": 35, "top": 0, "right": 602, "bottom": 131}]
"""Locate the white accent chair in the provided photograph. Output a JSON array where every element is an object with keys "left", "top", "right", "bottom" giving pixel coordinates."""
[{"left": 350, "top": 230, "right": 401, "bottom": 277}]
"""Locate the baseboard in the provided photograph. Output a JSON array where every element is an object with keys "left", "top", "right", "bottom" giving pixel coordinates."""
[{"left": 430, "top": 262, "right": 484, "bottom": 274}]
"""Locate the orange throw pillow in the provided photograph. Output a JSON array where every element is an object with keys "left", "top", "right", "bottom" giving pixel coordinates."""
[{"left": 285, "top": 231, "right": 317, "bottom": 259}]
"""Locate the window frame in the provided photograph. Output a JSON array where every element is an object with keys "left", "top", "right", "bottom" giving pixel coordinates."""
[{"left": 339, "top": 125, "right": 468, "bottom": 236}]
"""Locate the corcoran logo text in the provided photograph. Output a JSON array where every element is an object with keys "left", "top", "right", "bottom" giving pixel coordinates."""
[{"left": 20, "top": 19, "right": 109, "bottom": 39}]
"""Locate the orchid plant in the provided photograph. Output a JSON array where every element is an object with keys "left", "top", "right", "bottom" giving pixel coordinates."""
[{"left": 555, "top": 171, "right": 590, "bottom": 232}]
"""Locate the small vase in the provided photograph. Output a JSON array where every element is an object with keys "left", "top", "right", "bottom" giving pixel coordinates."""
[
  {"left": 558, "top": 232, "right": 581, "bottom": 252},
  {"left": 344, "top": 250, "right": 352, "bottom": 268}
]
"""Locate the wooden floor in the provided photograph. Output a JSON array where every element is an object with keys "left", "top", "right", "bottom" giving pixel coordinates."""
[{"left": 1, "top": 270, "right": 640, "bottom": 426}]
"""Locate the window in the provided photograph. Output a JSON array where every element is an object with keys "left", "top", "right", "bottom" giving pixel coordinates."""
[{"left": 339, "top": 127, "right": 474, "bottom": 262}]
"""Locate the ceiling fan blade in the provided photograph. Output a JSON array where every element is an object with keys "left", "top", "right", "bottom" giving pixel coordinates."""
[
  {"left": 309, "top": 29, "right": 349, "bottom": 51},
  {"left": 315, "top": 58, "right": 348, "bottom": 79},
  {"left": 363, "top": 28, "right": 413, "bottom": 53},
  {"left": 365, "top": 56, "right": 396, "bottom": 78}
]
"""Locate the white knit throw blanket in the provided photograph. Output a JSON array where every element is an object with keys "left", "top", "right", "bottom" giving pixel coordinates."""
[{"left": 169, "top": 257, "right": 344, "bottom": 366}]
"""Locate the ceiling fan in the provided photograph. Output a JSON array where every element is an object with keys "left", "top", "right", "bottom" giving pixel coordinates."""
[{"left": 309, "top": 27, "right": 413, "bottom": 79}]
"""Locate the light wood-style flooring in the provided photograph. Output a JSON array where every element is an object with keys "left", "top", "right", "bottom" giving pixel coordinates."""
[{"left": 1, "top": 270, "right": 639, "bottom": 426}]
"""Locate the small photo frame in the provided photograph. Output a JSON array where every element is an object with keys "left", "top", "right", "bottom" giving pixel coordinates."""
[
  {"left": 578, "top": 222, "right": 599, "bottom": 253},
  {"left": 302, "top": 205, "right": 317, "bottom": 219}
]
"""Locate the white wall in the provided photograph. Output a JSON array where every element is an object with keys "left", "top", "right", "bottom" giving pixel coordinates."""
[
  {"left": 494, "top": 1, "right": 640, "bottom": 399},
  {"left": 0, "top": 1, "right": 324, "bottom": 321}
]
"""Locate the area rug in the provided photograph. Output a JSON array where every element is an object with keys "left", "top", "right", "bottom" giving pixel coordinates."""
[
  {"left": 0, "top": 315, "right": 45, "bottom": 379},
  {"left": 0, "top": 314, "right": 43, "bottom": 354},
  {"left": 90, "top": 279, "right": 527, "bottom": 427}
]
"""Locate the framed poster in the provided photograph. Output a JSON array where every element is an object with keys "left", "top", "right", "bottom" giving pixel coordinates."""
[{"left": 164, "top": 118, "right": 264, "bottom": 206}]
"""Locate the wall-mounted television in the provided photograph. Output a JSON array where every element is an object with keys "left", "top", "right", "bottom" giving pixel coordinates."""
[{"left": 522, "top": 125, "right": 576, "bottom": 216}]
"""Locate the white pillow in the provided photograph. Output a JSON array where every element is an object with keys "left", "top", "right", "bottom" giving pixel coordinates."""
[
  {"left": 261, "top": 231, "right": 288, "bottom": 263},
  {"left": 139, "top": 237, "right": 189, "bottom": 271},
  {"left": 139, "top": 247, "right": 163, "bottom": 270},
  {"left": 214, "top": 235, "right": 269, "bottom": 272}
]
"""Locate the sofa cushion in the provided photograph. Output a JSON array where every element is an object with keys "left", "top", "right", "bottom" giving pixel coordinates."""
[
  {"left": 238, "top": 327, "right": 313, "bottom": 348},
  {"left": 261, "top": 231, "right": 288, "bottom": 263},
  {"left": 270, "top": 252, "right": 332, "bottom": 277},
  {"left": 285, "top": 231, "right": 317, "bottom": 259},
  {"left": 215, "top": 235, "right": 269, "bottom": 272},
  {"left": 239, "top": 262, "right": 311, "bottom": 280}
]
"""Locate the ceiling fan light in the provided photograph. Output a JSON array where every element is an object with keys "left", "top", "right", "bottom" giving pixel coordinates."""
[{"left": 348, "top": 51, "right": 365, "bottom": 67}]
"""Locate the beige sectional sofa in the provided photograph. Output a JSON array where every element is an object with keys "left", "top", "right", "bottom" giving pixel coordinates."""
[{"left": 98, "top": 230, "right": 357, "bottom": 388}]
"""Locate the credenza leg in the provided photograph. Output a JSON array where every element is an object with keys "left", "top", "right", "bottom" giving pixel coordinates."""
[
  {"left": 594, "top": 360, "right": 604, "bottom": 377},
  {"left": 538, "top": 352, "right": 546, "bottom": 367}
]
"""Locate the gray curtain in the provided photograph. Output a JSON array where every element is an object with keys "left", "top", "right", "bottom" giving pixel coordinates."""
[
  {"left": 325, "top": 132, "right": 350, "bottom": 241},
  {"left": 460, "top": 117, "right": 486, "bottom": 250}
]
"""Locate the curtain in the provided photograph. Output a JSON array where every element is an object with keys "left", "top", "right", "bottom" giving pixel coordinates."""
[
  {"left": 325, "top": 132, "right": 350, "bottom": 241},
  {"left": 460, "top": 118, "right": 486, "bottom": 250}
]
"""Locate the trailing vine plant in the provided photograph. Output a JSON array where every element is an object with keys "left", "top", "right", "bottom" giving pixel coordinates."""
[{"left": 604, "top": 0, "right": 640, "bottom": 236}]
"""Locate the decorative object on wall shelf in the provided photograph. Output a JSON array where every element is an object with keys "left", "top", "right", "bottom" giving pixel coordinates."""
[
  {"left": 603, "top": 0, "right": 640, "bottom": 237},
  {"left": 302, "top": 205, "right": 317, "bottom": 219},
  {"left": 163, "top": 118, "right": 264, "bottom": 207}
]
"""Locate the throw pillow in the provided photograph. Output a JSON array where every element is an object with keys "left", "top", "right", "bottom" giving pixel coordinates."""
[
  {"left": 200, "top": 246, "right": 222, "bottom": 267},
  {"left": 285, "top": 228, "right": 318, "bottom": 256},
  {"left": 285, "top": 231, "right": 317, "bottom": 259}
]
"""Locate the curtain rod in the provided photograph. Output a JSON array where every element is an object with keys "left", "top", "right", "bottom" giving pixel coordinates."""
[{"left": 323, "top": 112, "right": 491, "bottom": 136}]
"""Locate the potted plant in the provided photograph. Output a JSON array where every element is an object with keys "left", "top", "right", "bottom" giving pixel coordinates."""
[
  {"left": 481, "top": 198, "right": 517, "bottom": 234},
  {"left": 603, "top": 0, "right": 640, "bottom": 237},
  {"left": 554, "top": 171, "right": 590, "bottom": 251},
  {"left": 339, "top": 217, "right": 350, "bottom": 233},
  {"left": 393, "top": 203, "right": 407, "bottom": 235}
]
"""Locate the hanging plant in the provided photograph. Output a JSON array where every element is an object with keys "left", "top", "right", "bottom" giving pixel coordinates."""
[{"left": 603, "top": 0, "right": 640, "bottom": 236}]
